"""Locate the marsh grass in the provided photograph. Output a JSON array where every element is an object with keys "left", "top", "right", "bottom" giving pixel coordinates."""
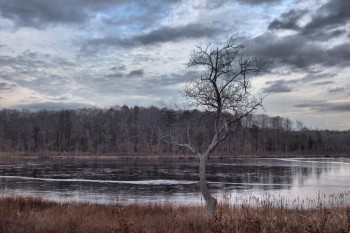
[{"left": 0, "top": 195, "right": 350, "bottom": 233}]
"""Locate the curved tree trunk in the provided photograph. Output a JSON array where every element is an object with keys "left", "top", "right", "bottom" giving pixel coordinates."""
[{"left": 199, "top": 155, "right": 217, "bottom": 218}]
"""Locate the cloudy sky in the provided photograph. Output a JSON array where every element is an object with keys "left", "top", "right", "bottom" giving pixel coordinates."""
[{"left": 0, "top": 0, "right": 349, "bottom": 130}]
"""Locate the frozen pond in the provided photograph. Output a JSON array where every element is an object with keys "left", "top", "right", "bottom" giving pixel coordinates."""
[{"left": 0, "top": 157, "right": 349, "bottom": 207}]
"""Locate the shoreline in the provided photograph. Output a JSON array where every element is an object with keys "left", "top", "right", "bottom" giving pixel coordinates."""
[{"left": 0, "top": 151, "right": 349, "bottom": 161}]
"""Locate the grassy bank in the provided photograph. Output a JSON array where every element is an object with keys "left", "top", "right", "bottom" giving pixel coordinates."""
[{"left": 1, "top": 196, "right": 349, "bottom": 233}]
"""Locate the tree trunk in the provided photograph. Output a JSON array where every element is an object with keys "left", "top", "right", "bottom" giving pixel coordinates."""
[{"left": 199, "top": 155, "right": 217, "bottom": 218}]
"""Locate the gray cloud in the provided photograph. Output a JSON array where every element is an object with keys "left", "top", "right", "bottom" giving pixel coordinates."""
[
  {"left": 103, "top": 68, "right": 145, "bottom": 80},
  {"left": 327, "top": 43, "right": 350, "bottom": 66},
  {"left": 0, "top": 51, "right": 46, "bottom": 70},
  {"left": 313, "top": 81, "right": 334, "bottom": 86},
  {"left": 0, "top": 50, "right": 75, "bottom": 70},
  {"left": 105, "top": 72, "right": 124, "bottom": 79},
  {"left": 262, "top": 72, "right": 335, "bottom": 93},
  {"left": 134, "top": 24, "right": 222, "bottom": 44},
  {"left": 47, "top": 96, "right": 69, "bottom": 102},
  {"left": 328, "top": 87, "right": 345, "bottom": 93},
  {"left": 0, "top": 0, "right": 90, "bottom": 28},
  {"left": 82, "top": 23, "right": 223, "bottom": 53},
  {"left": 24, "top": 75, "right": 74, "bottom": 96},
  {"left": 0, "top": 82, "right": 16, "bottom": 91},
  {"left": 73, "top": 69, "right": 191, "bottom": 100},
  {"left": 268, "top": 9, "right": 307, "bottom": 31},
  {"left": 259, "top": 0, "right": 350, "bottom": 72},
  {"left": 268, "top": 0, "right": 350, "bottom": 39},
  {"left": 101, "top": 2, "right": 177, "bottom": 32},
  {"left": 127, "top": 69, "right": 144, "bottom": 78},
  {"left": 189, "top": 0, "right": 282, "bottom": 8},
  {"left": 0, "top": 50, "right": 77, "bottom": 96},
  {"left": 199, "top": 0, "right": 228, "bottom": 9},
  {"left": 298, "top": 73, "right": 335, "bottom": 83},
  {"left": 106, "top": 65, "right": 128, "bottom": 78},
  {"left": 263, "top": 80, "right": 293, "bottom": 93},
  {"left": 143, "top": 72, "right": 191, "bottom": 87},
  {"left": 302, "top": 0, "right": 350, "bottom": 36},
  {"left": 306, "top": 29, "right": 347, "bottom": 42},
  {"left": 236, "top": 0, "right": 281, "bottom": 5},
  {"left": 248, "top": 33, "right": 350, "bottom": 69},
  {"left": 294, "top": 100, "right": 350, "bottom": 112},
  {"left": 248, "top": 33, "right": 316, "bottom": 68},
  {"left": 0, "top": 0, "right": 179, "bottom": 29},
  {"left": 110, "top": 65, "right": 126, "bottom": 71},
  {"left": 13, "top": 101, "right": 94, "bottom": 111}
]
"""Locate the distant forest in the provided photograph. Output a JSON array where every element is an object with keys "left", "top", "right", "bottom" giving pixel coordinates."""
[{"left": 0, "top": 106, "right": 349, "bottom": 155}]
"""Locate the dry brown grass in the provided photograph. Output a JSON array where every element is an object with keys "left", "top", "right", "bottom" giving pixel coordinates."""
[{"left": 0, "top": 196, "right": 350, "bottom": 233}]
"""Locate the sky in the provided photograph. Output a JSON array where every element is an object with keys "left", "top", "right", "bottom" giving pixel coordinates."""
[{"left": 0, "top": 0, "right": 349, "bottom": 130}]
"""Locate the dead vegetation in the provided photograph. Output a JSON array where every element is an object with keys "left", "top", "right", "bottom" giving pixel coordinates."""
[{"left": 0, "top": 195, "right": 350, "bottom": 233}]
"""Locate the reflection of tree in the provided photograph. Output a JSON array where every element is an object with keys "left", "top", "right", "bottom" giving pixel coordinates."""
[
  {"left": 203, "top": 160, "right": 342, "bottom": 192},
  {"left": 291, "top": 166, "right": 313, "bottom": 186}
]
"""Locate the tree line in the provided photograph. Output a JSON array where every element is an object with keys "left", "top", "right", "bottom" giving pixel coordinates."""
[{"left": 0, "top": 106, "right": 349, "bottom": 155}]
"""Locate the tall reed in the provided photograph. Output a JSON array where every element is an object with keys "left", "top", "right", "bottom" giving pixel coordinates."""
[{"left": 0, "top": 194, "right": 349, "bottom": 233}]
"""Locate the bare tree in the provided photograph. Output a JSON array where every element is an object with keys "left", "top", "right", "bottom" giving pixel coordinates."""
[{"left": 175, "top": 36, "right": 267, "bottom": 217}]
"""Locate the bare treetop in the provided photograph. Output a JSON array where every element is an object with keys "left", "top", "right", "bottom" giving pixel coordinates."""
[{"left": 185, "top": 35, "right": 267, "bottom": 118}]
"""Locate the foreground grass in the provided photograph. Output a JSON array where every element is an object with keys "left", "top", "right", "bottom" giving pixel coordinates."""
[{"left": 1, "top": 196, "right": 350, "bottom": 233}]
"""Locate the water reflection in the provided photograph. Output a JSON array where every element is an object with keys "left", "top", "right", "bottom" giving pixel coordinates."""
[{"left": 0, "top": 157, "right": 349, "bottom": 206}]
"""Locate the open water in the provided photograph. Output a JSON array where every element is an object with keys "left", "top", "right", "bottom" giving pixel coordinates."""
[{"left": 0, "top": 157, "right": 349, "bottom": 207}]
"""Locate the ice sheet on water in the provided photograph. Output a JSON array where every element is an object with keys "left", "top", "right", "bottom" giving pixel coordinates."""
[
  {"left": 273, "top": 158, "right": 350, "bottom": 165},
  {"left": 0, "top": 176, "right": 197, "bottom": 185}
]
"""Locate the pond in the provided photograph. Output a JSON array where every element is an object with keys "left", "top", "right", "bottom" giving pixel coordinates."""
[{"left": 0, "top": 157, "right": 349, "bottom": 207}]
